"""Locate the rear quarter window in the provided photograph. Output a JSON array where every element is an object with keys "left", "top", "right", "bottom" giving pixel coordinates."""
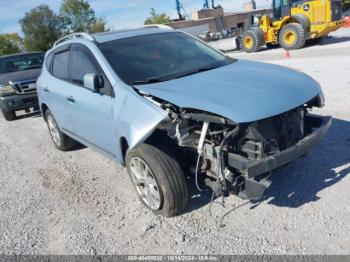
[{"left": 45, "top": 52, "right": 53, "bottom": 71}]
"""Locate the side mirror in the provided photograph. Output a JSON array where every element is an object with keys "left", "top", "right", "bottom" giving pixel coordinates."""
[{"left": 83, "top": 73, "right": 103, "bottom": 92}]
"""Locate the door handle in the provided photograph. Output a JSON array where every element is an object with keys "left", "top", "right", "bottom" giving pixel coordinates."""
[
  {"left": 43, "top": 87, "right": 50, "bottom": 93},
  {"left": 66, "top": 96, "right": 75, "bottom": 103}
]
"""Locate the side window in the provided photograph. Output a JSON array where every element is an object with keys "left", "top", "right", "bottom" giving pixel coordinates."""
[
  {"left": 71, "top": 48, "right": 98, "bottom": 86},
  {"left": 52, "top": 51, "right": 69, "bottom": 79},
  {"left": 70, "top": 45, "right": 114, "bottom": 97},
  {"left": 45, "top": 52, "right": 53, "bottom": 71}
]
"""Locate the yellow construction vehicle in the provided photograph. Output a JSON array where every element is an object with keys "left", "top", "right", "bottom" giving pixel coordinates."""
[{"left": 242, "top": 0, "right": 345, "bottom": 52}]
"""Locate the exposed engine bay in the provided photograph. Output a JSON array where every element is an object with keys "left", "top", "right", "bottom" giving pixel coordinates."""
[{"left": 143, "top": 93, "right": 331, "bottom": 200}]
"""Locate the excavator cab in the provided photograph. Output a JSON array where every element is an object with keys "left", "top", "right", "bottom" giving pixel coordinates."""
[
  {"left": 241, "top": 0, "right": 345, "bottom": 52},
  {"left": 273, "top": 0, "right": 291, "bottom": 20}
]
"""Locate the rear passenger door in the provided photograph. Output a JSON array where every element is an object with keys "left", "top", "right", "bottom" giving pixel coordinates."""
[
  {"left": 66, "top": 44, "right": 117, "bottom": 158},
  {"left": 48, "top": 46, "right": 73, "bottom": 131}
]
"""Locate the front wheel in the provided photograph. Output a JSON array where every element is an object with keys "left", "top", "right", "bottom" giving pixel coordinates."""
[
  {"left": 1, "top": 108, "right": 16, "bottom": 121},
  {"left": 279, "top": 23, "right": 306, "bottom": 50},
  {"left": 126, "top": 143, "right": 188, "bottom": 217}
]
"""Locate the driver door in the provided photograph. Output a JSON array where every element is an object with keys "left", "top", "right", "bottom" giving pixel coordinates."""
[{"left": 65, "top": 44, "right": 117, "bottom": 159}]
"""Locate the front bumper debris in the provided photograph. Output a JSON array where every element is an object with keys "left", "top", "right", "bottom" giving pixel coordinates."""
[{"left": 227, "top": 115, "right": 332, "bottom": 200}]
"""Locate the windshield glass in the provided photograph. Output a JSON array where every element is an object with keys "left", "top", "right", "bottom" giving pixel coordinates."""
[
  {"left": 99, "top": 32, "right": 235, "bottom": 85},
  {"left": 0, "top": 53, "right": 44, "bottom": 74}
]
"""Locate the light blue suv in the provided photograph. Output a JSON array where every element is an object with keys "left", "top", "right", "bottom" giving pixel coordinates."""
[{"left": 37, "top": 26, "right": 331, "bottom": 217}]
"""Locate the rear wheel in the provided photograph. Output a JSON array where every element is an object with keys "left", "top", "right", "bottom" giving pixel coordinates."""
[
  {"left": 126, "top": 143, "right": 188, "bottom": 217},
  {"left": 1, "top": 108, "right": 16, "bottom": 121},
  {"left": 45, "top": 109, "right": 76, "bottom": 151},
  {"left": 242, "top": 27, "right": 264, "bottom": 53},
  {"left": 279, "top": 23, "right": 306, "bottom": 50}
]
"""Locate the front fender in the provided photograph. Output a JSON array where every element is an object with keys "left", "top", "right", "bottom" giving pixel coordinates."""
[{"left": 113, "top": 83, "right": 169, "bottom": 164}]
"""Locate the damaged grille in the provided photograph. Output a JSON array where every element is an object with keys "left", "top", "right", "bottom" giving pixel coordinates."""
[{"left": 240, "top": 107, "right": 304, "bottom": 159}]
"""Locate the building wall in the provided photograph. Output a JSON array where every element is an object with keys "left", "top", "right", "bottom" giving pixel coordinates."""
[
  {"left": 192, "top": 7, "right": 225, "bottom": 20},
  {"left": 179, "top": 24, "right": 210, "bottom": 36},
  {"left": 244, "top": 0, "right": 257, "bottom": 11}
]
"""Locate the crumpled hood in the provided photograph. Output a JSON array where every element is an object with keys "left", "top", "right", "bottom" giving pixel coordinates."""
[
  {"left": 136, "top": 59, "right": 321, "bottom": 123},
  {"left": 0, "top": 68, "right": 41, "bottom": 86}
]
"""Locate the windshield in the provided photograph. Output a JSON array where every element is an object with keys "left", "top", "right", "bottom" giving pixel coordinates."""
[
  {"left": 0, "top": 53, "right": 44, "bottom": 74},
  {"left": 99, "top": 32, "right": 235, "bottom": 85}
]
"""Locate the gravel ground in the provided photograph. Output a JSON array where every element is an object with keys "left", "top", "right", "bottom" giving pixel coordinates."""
[{"left": 0, "top": 29, "right": 349, "bottom": 255}]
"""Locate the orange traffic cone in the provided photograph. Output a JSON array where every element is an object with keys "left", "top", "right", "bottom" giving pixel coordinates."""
[
  {"left": 285, "top": 50, "right": 291, "bottom": 59},
  {"left": 344, "top": 16, "right": 350, "bottom": 28}
]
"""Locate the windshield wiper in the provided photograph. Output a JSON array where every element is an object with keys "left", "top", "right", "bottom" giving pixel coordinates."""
[
  {"left": 133, "top": 77, "right": 165, "bottom": 85},
  {"left": 133, "top": 65, "right": 220, "bottom": 84},
  {"left": 174, "top": 65, "right": 219, "bottom": 79}
]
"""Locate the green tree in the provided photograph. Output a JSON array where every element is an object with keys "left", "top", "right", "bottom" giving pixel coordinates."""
[
  {"left": 0, "top": 33, "right": 23, "bottom": 56},
  {"left": 19, "top": 5, "right": 62, "bottom": 51},
  {"left": 91, "top": 17, "right": 107, "bottom": 33},
  {"left": 144, "top": 8, "right": 171, "bottom": 25},
  {"left": 60, "top": 0, "right": 108, "bottom": 33}
]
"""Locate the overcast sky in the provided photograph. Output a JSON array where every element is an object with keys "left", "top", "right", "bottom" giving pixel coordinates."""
[{"left": 0, "top": 0, "right": 271, "bottom": 35}]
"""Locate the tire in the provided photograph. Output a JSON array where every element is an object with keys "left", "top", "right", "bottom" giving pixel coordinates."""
[
  {"left": 279, "top": 23, "right": 306, "bottom": 50},
  {"left": 45, "top": 109, "right": 76, "bottom": 151},
  {"left": 291, "top": 14, "right": 310, "bottom": 32},
  {"left": 242, "top": 27, "right": 264, "bottom": 53},
  {"left": 1, "top": 108, "right": 16, "bottom": 121},
  {"left": 126, "top": 143, "right": 188, "bottom": 217}
]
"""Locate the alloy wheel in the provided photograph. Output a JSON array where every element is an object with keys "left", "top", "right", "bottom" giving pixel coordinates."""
[
  {"left": 47, "top": 115, "right": 61, "bottom": 146},
  {"left": 129, "top": 157, "right": 161, "bottom": 210}
]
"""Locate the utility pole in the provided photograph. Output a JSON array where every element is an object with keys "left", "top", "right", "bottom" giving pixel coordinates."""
[{"left": 175, "top": 0, "right": 184, "bottom": 19}]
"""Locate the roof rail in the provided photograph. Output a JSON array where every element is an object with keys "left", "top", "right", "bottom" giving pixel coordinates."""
[
  {"left": 143, "top": 24, "right": 173, "bottom": 30},
  {"left": 53, "top": 32, "right": 95, "bottom": 47}
]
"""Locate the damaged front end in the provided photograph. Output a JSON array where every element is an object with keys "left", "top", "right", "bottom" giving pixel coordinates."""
[{"left": 140, "top": 93, "right": 331, "bottom": 201}]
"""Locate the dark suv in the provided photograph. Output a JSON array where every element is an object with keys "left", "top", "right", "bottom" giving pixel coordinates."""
[{"left": 0, "top": 52, "right": 44, "bottom": 121}]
